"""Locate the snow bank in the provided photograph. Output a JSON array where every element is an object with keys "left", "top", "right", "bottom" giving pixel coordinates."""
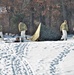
[{"left": 0, "top": 41, "right": 74, "bottom": 75}]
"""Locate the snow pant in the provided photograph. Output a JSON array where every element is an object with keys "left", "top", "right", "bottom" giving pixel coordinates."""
[
  {"left": 20, "top": 30, "right": 26, "bottom": 42},
  {"left": 61, "top": 30, "right": 67, "bottom": 40},
  {"left": 0, "top": 32, "right": 4, "bottom": 40}
]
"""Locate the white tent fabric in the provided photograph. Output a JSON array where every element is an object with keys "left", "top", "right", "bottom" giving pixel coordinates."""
[{"left": 29, "top": 23, "right": 41, "bottom": 41}]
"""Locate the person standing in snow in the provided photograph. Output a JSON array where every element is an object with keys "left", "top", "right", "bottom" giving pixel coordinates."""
[
  {"left": 18, "top": 22, "right": 27, "bottom": 42},
  {"left": 60, "top": 20, "right": 68, "bottom": 40},
  {"left": 0, "top": 25, "right": 4, "bottom": 40}
]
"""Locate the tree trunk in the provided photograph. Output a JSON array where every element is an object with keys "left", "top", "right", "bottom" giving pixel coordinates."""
[
  {"left": 60, "top": 0, "right": 67, "bottom": 20},
  {"left": 29, "top": 7, "right": 34, "bottom": 35}
]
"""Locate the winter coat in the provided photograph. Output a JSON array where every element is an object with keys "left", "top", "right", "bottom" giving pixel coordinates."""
[
  {"left": 60, "top": 22, "right": 68, "bottom": 31},
  {"left": 18, "top": 22, "right": 27, "bottom": 32}
]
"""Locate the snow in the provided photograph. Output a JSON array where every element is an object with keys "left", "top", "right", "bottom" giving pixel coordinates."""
[
  {"left": 0, "top": 35, "right": 74, "bottom": 75},
  {"left": 2, "top": 34, "right": 74, "bottom": 43}
]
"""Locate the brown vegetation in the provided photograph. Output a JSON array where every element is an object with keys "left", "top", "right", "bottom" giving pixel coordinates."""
[{"left": 0, "top": 0, "right": 74, "bottom": 40}]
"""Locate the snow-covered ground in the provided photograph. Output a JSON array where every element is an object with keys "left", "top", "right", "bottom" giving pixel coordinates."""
[
  {"left": 3, "top": 34, "right": 33, "bottom": 42},
  {"left": 1, "top": 34, "right": 74, "bottom": 43},
  {"left": 67, "top": 34, "right": 74, "bottom": 41},
  {"left": 0, "top": 40, "right": 74, "bottom": 75}
]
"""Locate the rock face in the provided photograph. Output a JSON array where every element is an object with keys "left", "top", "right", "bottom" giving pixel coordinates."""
[{"left": 0, "top": 41, "right": 74, "bottom": 75}]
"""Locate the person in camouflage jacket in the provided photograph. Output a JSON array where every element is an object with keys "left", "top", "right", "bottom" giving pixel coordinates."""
[
  {"left": 60, "top": 20, "right": 68, "bottom": 40},
  {"left": 18, "top": 22, "right": 27, "bottom": 42}
]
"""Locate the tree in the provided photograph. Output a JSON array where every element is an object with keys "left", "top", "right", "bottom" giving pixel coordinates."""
[{"left": 0, "top": 0, "right": 74, "bottom": 39}]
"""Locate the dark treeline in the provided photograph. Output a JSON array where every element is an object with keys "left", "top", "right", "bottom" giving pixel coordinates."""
[{"left": 0, "top": 0, "right": 74, "bottom": 40}]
